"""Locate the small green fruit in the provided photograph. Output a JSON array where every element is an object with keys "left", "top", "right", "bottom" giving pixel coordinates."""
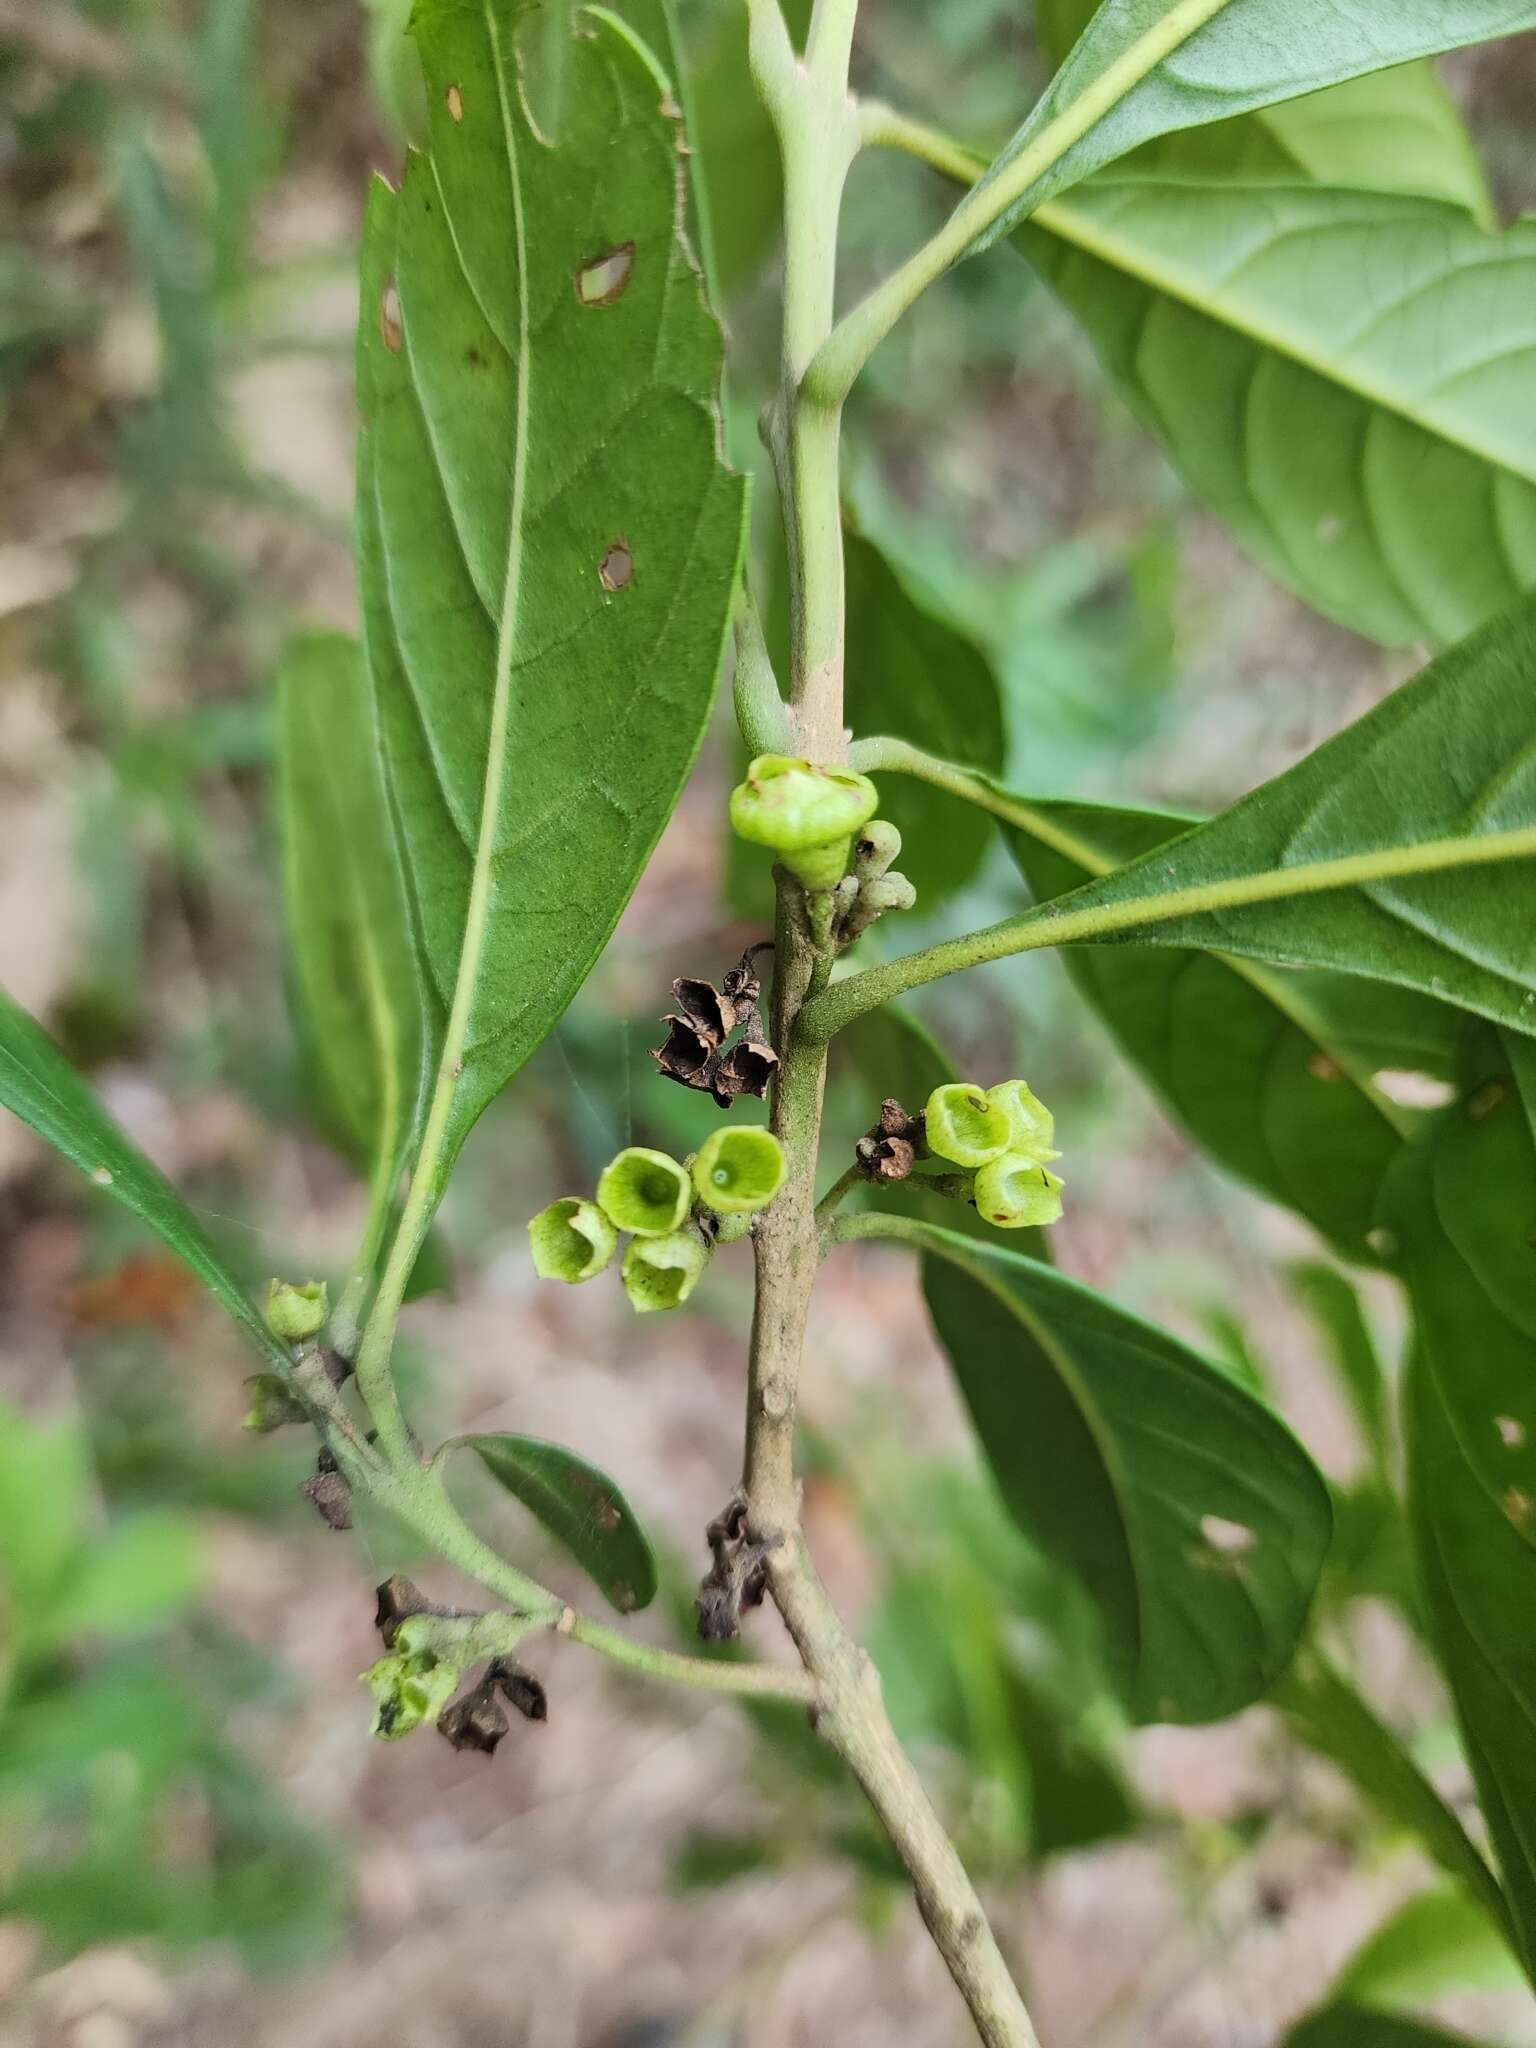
[
  {"left": 923, "top": 1083, "right": 1011, "bottom": 1169},
  {"left": 528, "top": 1197, "right": 617, "bottom": 1282},
  {"left": 622, "top": 1227, "right": 707, "bottom": 1313},
  {"left": 729, "top": 755, "right": 879, "bottom": 891},
  {"left": 595, "top": 1147, "right": 691, "bottom": 1236},
  {"left": 266, "top": 1278, "right": 328, "bottom": 1342},
  {"left": 364, "top": 1648, "right": 460, "bottom": 1740},
  {"left": 973, "top": 1156, "right": 1064, "bottom": 1230},
  {"left": 985, "top": 1080, "right": 1059, "bottom": 1166},
  {"left": 691, "top": 1125, "right": 786, "bottom": 1215}
]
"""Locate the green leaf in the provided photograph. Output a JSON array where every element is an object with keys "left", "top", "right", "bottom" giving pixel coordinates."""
[
  {"left": 841, "top": 1215, "right": 1331, "bottom": 1722},
  {"left": 1284, "top": 2010, "right": 1493, "bottom": 2048},
  {"left": 0, "top": 991, "right": 289, "bottom": 1368},
  {"left": 458, "top": 1433, "right": 659, "bottom": 1614},
  {"left": 1019, "top": 599, "right": 1536, "bottom": 1036},
  {"left": 1274, "top": 1648, "right": 1509, "bottom": 1934},
  {"left": 969, "top": 0, "right": 1536, "bottom": 253},
  {"left": 357, "top": 2, "right": 746, "bottom": 1187},
  {"left": 843, "top": 530, "right": 1004, "bottom": 906},
  {"left": 684, "top": 0, "right": 812, "bottom": 300},
  {"left": 1023, "top": 179, "right": 1536, "bottom": 645},
  {"left": 41, "top": 1514, "right": 204, "bottom": 1648},
  {"left": 278, "top": 632, "right": 430, "bottom": 1244},
  {"left": 0, "top": 1402, "right": 90, "bottom": 1622},
  {"left": 1005, "top": 796, "right": 1424, "bottom": 1262},
  {"left": 1395, "top": 1143, "right": 1536, "bottom": 1980},
  {"left": 1333, "top": 1886, "right": 1526, "bottom": 2014},
  {"left": 1034, "top": 3, "right": 1491, "bottom": 217}
]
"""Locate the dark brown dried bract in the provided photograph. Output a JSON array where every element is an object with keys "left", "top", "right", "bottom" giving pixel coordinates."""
[
  {"left": 652, "top": 1014, "right": 715, "bottom": 1088},
  {"left": 694, "top": 1494, "right": 773, "bottom": 1642},
  {"left": 301, "top": 1467, "right": 352, "bottom": 1531},
  {"left": 374, "top": 1575, "right": 431, "bottom": 1647},
  {"left": 672, "top": 976, "right": 735, "bottom": 1045},
  {"left": 854, "top": 1098, "right": 925, "bottom": 1184},
  {"left": 489, "top": 1657, "right": 549, "bottom": 1723},
  {"left": 710, "top": 1038, "right": 780, "bottom": 1108},
  {"left": 439, "top": 1684, "right": 511, "bottom": 1755}
]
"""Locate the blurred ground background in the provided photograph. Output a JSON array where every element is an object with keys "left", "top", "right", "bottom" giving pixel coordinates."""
[{"left": 3, "top": 3, "right": 1536, "bottom": 2045}]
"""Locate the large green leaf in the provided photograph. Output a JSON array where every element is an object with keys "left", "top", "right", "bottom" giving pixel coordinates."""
[
  {"left": 967, "top": 0, "right": 1536, "bottom": 253},
  {"left": 458, "top": 1433, "right": 659, "bottom": 1615},
  {"left": 1008, "top": 598, "right": 1536, "bottom": 1034},
  {"left": 837, "top": 1215, "right": 1330, "bottom": 1723},
  {"left": 843, "top": 530, "right": 1004, "bottom": 906},
  {"left": 1284, "top": 2011, "right": 1491, "bottom": 2048},
  {"left": 1006, "top": 795, "right": 1431, "bottom": 1262},
  {"left": 0, "top": 992, "right": 288, "bottom": 1369},
  {"left": 1023, "top": 179, "right": 1536, "bottom": 645},
  {"left": 278, "top": 633, "right": 430, "bottom": 1239},
  {"left": 356, "top": 2, "right": 745, "bottom": 1188},
  {"left": 1332, "top": 1887, "right": 1526, "bottom": 2014}
]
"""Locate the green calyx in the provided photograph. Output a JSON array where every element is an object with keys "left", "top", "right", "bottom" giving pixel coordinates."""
[
  {"left": 692, "top": 1125, "right": 786, "bottom": 1215},
  {"left": 729, "top": 754, "right": 879, "bottom": 891},
  {"left": 622, "top": 1227, "right": 707, "bottom": 1313},
  {"left": 985, "top": 1080, "right": 1059, "bottom": 1167},
  {"left": 596, "top": 1147, "right": 692, "bottom": 1236},
  {"left": 364, "top": 1647, "right": 461, "bottom": 1741},
  {"left": 924, "top": 1083, "right": 1011, "bottom": 1169},
  {"left": 266, "top": 1277, "right": 329, "bottom": 1342},
  {"left": 973, "top": 1156, "right": 1064, "bottom": 1231},
  {"left": 528, "top": 1197, "right": 617, "bottom": 1283}
]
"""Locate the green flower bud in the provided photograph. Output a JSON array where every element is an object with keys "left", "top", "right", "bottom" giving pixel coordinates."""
[
  {"left": 528, "top": 1197, "right": 617, "bottom": 1282},
  {"left": 595, "top": 1147, "right": 691, "bottom": 1237},
  {"left": 973, "top": 1156, "right": 1064, "bottom": 1231},
  {"left": 712, "top": 1209, "right": 756, "bottom": 1245},
  {"left": 923, "top": 1083, "right": 1011, "bottom": 1169},
  {"left": 729, "top": 755, "right": 878, "bottom": 892},
  {"left": 364, "top": 1648, "right": 460, "bottom": 1741},
  {"left": 840, "top": 870, "right": 917, "bottom": 944},
  {"left": 242, "top": 1373, "right": 308, "bottom": 1433},
  {"left": 266, "top": 1278, "right": 328, "bottom": 1342},
  {"left": 853, "top": 819, "right": 902, "bottom": 882},
  {"left": 691, "top": 1125, "right": 786, "bottom": 1216},
  {"left": 622, "top": 1227, "right": 707, "bottom": 1314},
  {"left": 985, "top": 1080, "right": 1059, "bottom": 1166}
]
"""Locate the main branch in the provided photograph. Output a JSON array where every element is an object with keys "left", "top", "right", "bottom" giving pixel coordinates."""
[{"left": 741, "top": 9, "right": 1040, "bottom": 2042}]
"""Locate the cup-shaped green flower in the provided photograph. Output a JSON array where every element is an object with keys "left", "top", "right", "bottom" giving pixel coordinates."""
[
  {"left": 728, "top": 754, "right": 879, "bottom": 891},
  {"left": 923, "top": 1083, "right": 1011, "bottom": 1169},
  {"left": 691, "top": 1125, "right": 786, "bottom": 1215},
  {"left": 364, "top": 1648, "right": 460, "bottom": 1741},
  {"left": 266, "top": 1278, "right": 328, "bottom": 1342},
  {"left": 596, "top": 1147, "right": 691, "bottom": 1236},
  {"left": 985, "top": 1080, "right": 1059, "bottom": 1166},
  {"left": 622, "top": 1227, "right": 707, "bottom": 1314},
  {"left": 973, "top": 1156, "right": 1065, "bottom": 1231},
  {"left": 528, "top": 1197, "right": 617, "bottom": 1283}
]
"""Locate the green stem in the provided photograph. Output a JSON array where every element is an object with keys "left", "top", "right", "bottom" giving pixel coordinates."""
[
  {"left": 733, "top": 582, "right": 793, "bottom": 755},
  {"left": 813, "top": 1161, "right": 864, "bottom": 1226},
  {"left": 850, "top": 736, "right": 1109, "bottom": 871},
  {"left": 799, "top": 823, "right": 1536, "bottom": 1046},
  {"left": 805, "top": 0, "right": 1238, "bottom": 408},
  {"left": 565, "top": 1613, "right": 817, "bottom": 1704}
]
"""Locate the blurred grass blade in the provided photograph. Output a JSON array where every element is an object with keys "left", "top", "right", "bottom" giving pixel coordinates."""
[
  {"left": 967, "top": 0, "right": 1536, "bottom": 254},
  {"left": 458, "top": 1433, "right": 659, "bottom": 1614},
  {"left": 0, "top": 992, "right": 289, "bottom": 1369},
  {"left": 278, "top": 633, "right": 431, "bottom": 1272},
  {"left": 357, "top": 3, "right": 745, "bottom": 1194},
  {"left": 840, "top": 1214, "right": 1331, "bottom": 1723}
]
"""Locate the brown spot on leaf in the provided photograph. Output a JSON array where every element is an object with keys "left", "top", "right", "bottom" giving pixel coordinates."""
[
  {"left": 1306, "top": 1052, "right": 1339, "bottom": 1082},
  {"left": 1497, "top": 1415, "right": 1527, "bottom": 1450},
  {"left": 445, "top": 83, "right": 463, "bottom": 121},
  {"left": 378, "top": 280, "right": 403, "bottom": 352},
  {"left": 1505, "top": 1486, "right": 1534, "bottom": 1531},
  {"left": 465, "top": 345, "right": 486, "bottom": 368},
  {"left": 576, "top": 242, "right": 635, "bottom": 308},
  {"left": 1467, "top": 1077, "right": 1508, "bottom": 1122},
  {"left": 598, "top": 539, "right": 634, "bottom": 592}
]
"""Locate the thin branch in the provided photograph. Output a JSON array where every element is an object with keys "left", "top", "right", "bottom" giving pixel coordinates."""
[
  {"left": 798, "top": 824, "right": 1536, "bottom": 1045},
  {"left": 564, "top": 1612, "right": 817, "bottom": 1704}
]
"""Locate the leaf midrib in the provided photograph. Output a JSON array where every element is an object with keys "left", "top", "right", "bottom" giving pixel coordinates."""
[{"left": 1034, "top": 182, "right": 1536, "bottom": 485}]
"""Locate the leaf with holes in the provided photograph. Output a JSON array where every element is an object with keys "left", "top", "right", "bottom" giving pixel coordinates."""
[
  {"left": 0, "top": 992, "right": 289, "bottom": 1370},
  {"left": 457, "top": 1433, "right": 659, "bottom": 1614},
  {"left": 1015, "top": 598, "right": 1536, "bottom": 1034},
  {"left": 1021, "top": 180, "right": 1536, "bottom": 646},
  {"left": 279, "top": 633, "right": 432, "bottom": 1257},
  {"left": 843, "top": 531, "right": 1004, "bottom": 906},
  {"left": 841, "top": 1216, "right": 1330, "bottom": 1722},
  {"left": 966, "top": 0, "right": 1536, "bottom": 254},
  {"left": 357, "top": 2, "right": 745, "bottom": 1198},
  {"left": 1005, "top": 795, "right": 1450, "bottom": 1262}
]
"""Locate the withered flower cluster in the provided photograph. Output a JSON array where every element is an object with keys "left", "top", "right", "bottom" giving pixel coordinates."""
[{"left": 651, "top": 943, "right": 778, "bottom": 1107}]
